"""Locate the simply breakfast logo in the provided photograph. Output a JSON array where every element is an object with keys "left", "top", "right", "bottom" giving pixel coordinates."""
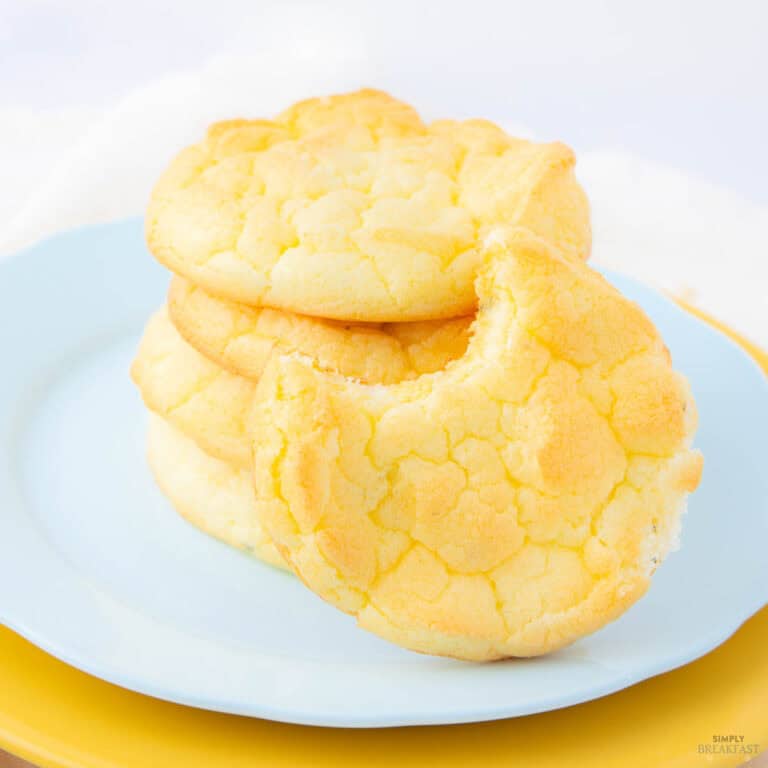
[{"left": 697, "top": 734, "right": 761, "bottom": 758}]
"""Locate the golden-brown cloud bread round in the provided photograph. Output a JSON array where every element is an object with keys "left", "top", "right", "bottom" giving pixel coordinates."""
[
  {"left": 167, "top": 275, "right": 472, "bottom": 383},
  {"left": 131, "top": 308, "right": 255, "bottom": 469},
  {"left": 146, "top": 414, "right": 288, "bottom": 570},
  {"left": 147, "top": 89, "right": 591, "bottom": 321},
  {"left": 248, "top": 228, "right": 703, "bottom": 661}
]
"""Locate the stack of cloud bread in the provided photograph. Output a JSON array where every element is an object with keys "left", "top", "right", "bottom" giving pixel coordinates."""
[{"left": 132, "top": 89, "right": 702, "bottom": 661}]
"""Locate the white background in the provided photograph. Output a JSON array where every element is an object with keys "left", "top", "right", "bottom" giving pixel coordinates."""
[
  {"left": 3, "top": 0, "right": 766, "bottom": 196},
  {"left": 1, "top": 0, "right": 766, "bottom": 338}
]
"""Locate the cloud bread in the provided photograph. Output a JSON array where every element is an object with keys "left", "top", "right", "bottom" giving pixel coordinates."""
[
  {"left": 167, "top": 275, "right": 472, "bottom": 383},
  {"left": 132, "top": 303, "right": 472, "bottom": 469},
  {"left": 248, "top": 228, "right": 703, "bottom": 661},
  {"left": 132, "top": 308, "right": 255, "bottom": 469},
  {"left": 147, "top": 414, "right": 288, "bottom": 570},
  {"left": 147, "top": 89, "right": 591, "bottom": 321}
]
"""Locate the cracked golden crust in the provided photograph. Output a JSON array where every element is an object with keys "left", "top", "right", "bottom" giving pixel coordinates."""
[
  {"left": 132, "top": 304, "right": 472, "bottom": 469},
  {"left": 146, "top": 414, "right": 288, "bottom": 570},
  {"left": 131, "top": 308, "right": 256, "bottom": 469},
  {"left": 147, "top": 89, "right": 591, "bottom": 321},
  {"left": 248, "top": 228, "right": 703, "bottom": 661},
  {"left": 168, "top": 275, "right": 471, "bottom": 383}
]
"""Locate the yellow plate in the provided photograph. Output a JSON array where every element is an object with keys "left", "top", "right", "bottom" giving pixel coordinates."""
[{"left": 0, "top": 310, "right": 765, "bottom": 768}]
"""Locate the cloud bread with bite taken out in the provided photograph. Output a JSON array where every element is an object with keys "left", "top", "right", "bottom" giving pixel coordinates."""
[
  {"left": 247, "top": 228, "right": 703, "bottom": 661},
  {"left": 132, "top": 305, "right": 472, "bottom": 469},
  {"left": 147, "top": 89, "right": 591, "bottom": 321},
  {"left": 147, "top": 414, "right": 288, "bottom": 570}
]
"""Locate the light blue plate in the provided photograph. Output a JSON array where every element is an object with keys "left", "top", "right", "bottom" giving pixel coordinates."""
[{"left": 0, "top": 219, "right": 766, "bottom": 728}]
